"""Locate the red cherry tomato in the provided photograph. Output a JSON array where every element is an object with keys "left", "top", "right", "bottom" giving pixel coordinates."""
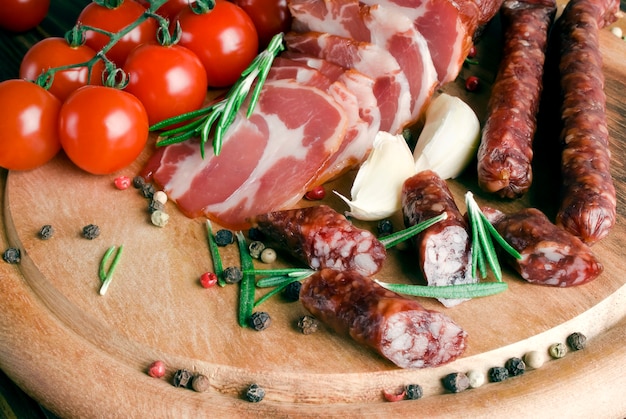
[
  {"left": 77, "top": 0, "right": 158, "bottom": 66},
  {"left": 0, "top": 79, "right": 61, "bottom": 171},
  {"left": 59, "top": 85, "right": 149, "bottom": 175},
  {"left": 0, "top": 0, "right": 49, "bottom": 32},
  {"left": 19, "top": 37, "right": 105, "bottom": 102},
  {"left": 176, "top": 1, "right": 258, "bottom": 87},
  {"left": 123, "top": 43, "right": 208, "bottom": 126},
  {"left": 232, "top": 0, "right": 291, "bottom": 49}
]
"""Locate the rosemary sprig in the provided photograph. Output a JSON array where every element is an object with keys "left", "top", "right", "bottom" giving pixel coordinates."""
[
  {"left": 465, "top": 192, "right": 521, "bottom": 282},
  {"left": 375, "top": 280, "right": 508, "bottom": 299},
  {"left": 379, "top": 213, "right": 447, "bottom": 249},
  {"left": 205, "top": 220, "right": 225, "bottom": 286},
  {"left": 98, "top": 245, "right": 123, "bottom": 296},
  {"left": 151, "top": 32, "right": 285, "bottom": 157},
  {"left": 236, "top": 231, "right": 256, "bottom": 327}
]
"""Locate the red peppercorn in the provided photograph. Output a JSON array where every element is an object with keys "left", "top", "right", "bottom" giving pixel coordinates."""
[
  {"left": 467, "top": 45, "right": 477, "bottom": 59},
  {"left": 382, "top": 389, "right": 406, "bottom": 402},
  {"left": 148, "top": 360, "right": 166, "bottom": 378},
  {"left": 465, "top": 76, "right": 480, "bottom": 92},
  {"left": 304, "top": 185, "right": 326, "bottom": 200},
  {"left": 200, "top": 272, "right": 218, "bottom": 288},
  {"left": 114, "top": 176, "right": 132, "bottom": 190}
]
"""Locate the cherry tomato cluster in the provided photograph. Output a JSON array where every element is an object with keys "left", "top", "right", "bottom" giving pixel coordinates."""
[{"left": 0, "top": 0, "right": 291, "bottom": 174}]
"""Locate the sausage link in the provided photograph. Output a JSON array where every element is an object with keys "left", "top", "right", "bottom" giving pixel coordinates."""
[
  {"left": 300, "top": 268, "right": 468, "bottom": 368},
  {"left": 401, "top": 170, "right": 475, "bottom": 307},
  {"left": 555, "top": 0, "right": 619, "bottom": 244},
  {"left": 477, "top": 0, "right": 556, "bottom": 198},
  {"left": 251, "top": 205, "right": 386, "bottom": 276}
]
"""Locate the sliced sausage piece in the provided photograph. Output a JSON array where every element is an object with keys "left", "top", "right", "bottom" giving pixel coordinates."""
[
  {"left": 555, "top": 0, "right": 619, "bottom": 244},
  {"left": 250, "top": 205, "right": 386, "bottom": 277},
  {"left": 401, "top": 170, "right": 476, "bottom": 307},
  {"left": 300, "top": 268, "right": 468, "bottom": 369},
  {"left": 487, "top": 207, "right": 603, "bottom": 287},
  {"left": 476, "top": 0, "right": 556, "bottom": 198}
]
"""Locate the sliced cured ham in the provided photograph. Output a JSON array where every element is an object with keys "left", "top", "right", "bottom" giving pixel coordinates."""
[
  {"left": 285, "top": 31, "right": 412, "bottom": 134},
  {"left": 149, "top": 79, "right": 348, "bottom": 229},
  {"left": 289, "top": 0, "right": 438, "bottom": 124}
]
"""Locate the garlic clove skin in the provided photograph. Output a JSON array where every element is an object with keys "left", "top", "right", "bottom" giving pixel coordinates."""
[
  {"left": 334, "top": 131, "right": 416, "bottom": 221},
  {"left": 413, "top": 93, "right": 480, "bottom": 179}
]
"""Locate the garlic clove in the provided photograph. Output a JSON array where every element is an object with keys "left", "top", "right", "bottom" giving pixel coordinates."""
[
  {"left": 413, "top": 93, "right": 480, "bottom": 179},
  {"left": 334, "top": 131, "right": 416, "bottom": 221}
]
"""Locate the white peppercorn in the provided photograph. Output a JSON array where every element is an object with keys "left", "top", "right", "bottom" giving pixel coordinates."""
[
  {"left": 259, "top": 248, "right": 277, "bottom": 264},
  {"left": 466, "top": 369, "right": 485, "bottom": 388},
  {"left": 523, "top": 350, "right": 545, "bottom": 369}
]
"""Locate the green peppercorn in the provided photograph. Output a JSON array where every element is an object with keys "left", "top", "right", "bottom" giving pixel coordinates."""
[
  {"left": 505, "top": 357, "right": 526, "bottom": 377},
  {"left": 248, "top": 311, "right": 271, "bottom": 331},
  {"left": 441, "top": 372, "right": 470, "bottom": 393},
  {"left": 297, "top": 315, "right": 319, "bottom": 335},
  {"left": 488, "top": 366, "right": 509, "bottom": 383},
  {"left": 405, "top": 384, "right": 423, "bottom": 400},
  {"left": 2, "top": 248, "right": 20, "bottom": 264},
  {"left": 82, "top": 224, "right": 100, "bottom": 240},
  {"left": 248, "top": 241, "right": 265, "bottom": 258},
  {"left": 549, "top": 342, "right": 567, "bottom": 359},
  {"left": 222, "top": 266, "right": 243, "bottom": 284},
  {"left": 245, "top": 383, "right": 265, "bottom": 402},
  {"left": 566, "top": 332, "right": 587, "bottom": 351},
  {"left": 282, "top": 281, "right": 301, "bottom": 302},
  {"left": 38, "top": 224, "right": 54, "bottom": 240},
  {"left": 215, "top": 229, "right": 234, "bottom": 246}
]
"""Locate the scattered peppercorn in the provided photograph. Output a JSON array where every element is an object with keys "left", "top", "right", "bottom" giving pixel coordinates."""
[
  {"left": 382, "top": 388, "right": 406, "bottom": 402},
  {"left": 200, "top": 272, "right": 218, "bottom": 288},
  {"left": 260, "top": 248, "right": 277, "bottom": 264},
  {"left": 215, "top": 229, "right": 234, "bottom": 246},
  {"left": 304, "top": 185, "right": 326, "bottom": 200},
  {"left": 248, "top": 240, "right": 265, "bottom": 258},
  {"left": 148, "top": 199, "right": 165, "bottom": 213},
  {"left": 222, "top": 266, "right": 243, "bottom": 284},
  {"left": 297, "top": 315, "right": 319, "bottom": 335},
  {"left": 191, "top": 374, "right": 211, "bottom": 393},
  {"left": 114, "top": 176, "right": 132, "bottom": 190},
  {"left": 405, "top": 384, "right": 423, "bottom": 400},
  {"left": 153, "top": 190, "right": 168, "bottom": 205},
  {"left": 467, "top": 45, "right": 477, "bottom": 59},
  {"left": 2, "top": 248, "right": 20, "bottom": 264},
  {"left": 147, "top": 360, "right": 166, "bottom": 378},
  {"left": 248, "top": 227, "right": 264, "bottom": 241},
  {"left": 488, "top": 366, "right": 509, "bottom": 383},
  {"left": 465, "top": 75, "right": 480, "bottom": 92},
  {"left": 282, "top": 281, "right": 302, "bottom": 302},
  {"left": 523, "top": 350, "right": 545, "bottom": 369},
  {"left": 377, "top": 219, "right": 394, "bottom": 237},
  {"left": 38, "top": 224, "right": 54, "bottom": 240},
  {"left": 549, "top": 342, "right": 567, "bottom": 359},
  {"left": 132, "top": 176, "right": 147, "bottom": 189},
  {"left": 505, "top": 357, "right": 526, "bottom": 377},
  {"left": 466, "top": 369, "right": 485, "bottom": 388},
  {"left": 172, "top": 369, "right": 193, "bottom": 388},
  {"left": 248, "top": 311, "right": 271, "bottom": 331},
  {"left": 82, "top": 224, "right": 100, "bottom": 240},
  {"left": 140, "top": 183, "right": 155, "bottom": 199},
  {"left": 566, "top": 332, "right": 587, "bottom": 351},
  {"left": 244, "top": 383, "right": 265, "bottom": 403},
  {"left": 151, "top": 210, "right": 169, "bottom": 227},
  {"left": 441, "top": 372, "right": 470, "bottom": 393}
]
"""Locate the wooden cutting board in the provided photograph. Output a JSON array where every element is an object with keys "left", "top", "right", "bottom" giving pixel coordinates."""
[{"left": 1, "top": 10, "right": 626, "bottom": 419}]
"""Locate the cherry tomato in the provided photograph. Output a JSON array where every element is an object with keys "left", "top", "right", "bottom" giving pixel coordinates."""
[
  {"left": 176, "top": 1, "right": 258, "bottom": 87},
  {"left": 59, "top": 85, "right": 149, "bottom": 175},
  {"left": 123, "top": 43, "right": 207, "bottom": 126},
  {"left": 19, "top": 37, "right": 105, "bottom": 102},
  {"left": 0, "top": 79, "right": 61, "bottom": 171},
  {"left": 232, "top": 0, "right": 291, "bottom": 49},
  {"left": 77, "top": 0, "right": 158, "bottom": 66},
  {"left": 0, "top": 0, "right": 49, "bottom": 32}
]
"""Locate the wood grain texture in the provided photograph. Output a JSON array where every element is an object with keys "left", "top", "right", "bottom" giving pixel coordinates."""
[{"left": 1, "top": 5, "right": 626, "bottom": 419}]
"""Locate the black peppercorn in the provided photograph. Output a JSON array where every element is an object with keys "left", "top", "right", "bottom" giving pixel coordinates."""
[
  {"left": 148, "top": 199, "right": 165, "bottom": 213},
  {"left": 132, "top": 176, "right": 147, "bottom": 189},
  {"left": 140, "top": 183, "right": 155, "bottom": 199},
  {"left": 505, "top": 357, "right": 526, "bottom": 377},
  {"left": 248, "top": 227, "right": 264, "bottom": 241},
  {"left": 244, "top": 384, "right": 265, "bottom": 402},
  {"left": 248, "top": 311, "right": 271, "bottom": 331},
  {"left": 297, "top": 315, "right": 319, "bottom": 335},
  {"left": 441, "top": 372, "right": 470, "bottom": 393},
  {"left": 82, "top": 224, "right": 100, "bottom": 240},
  {"left": 172, "top": 369, "right": 193, "bottom": 388},
  {"left": 2, "top": 248, "right": 21, "bottom": 264},
  {"left": 191, "top": 374, "right": 210, "bottom": 393},
  {"left": 377, "top": 219, "right": 394, "bottom": 237},
  {"left": 405, "top": 384, "right": 423, "bottom": 400},
  {"left": 222, "top": 266, "right": 243, "bottom": 284},
  {"left": 215, "top": 229, "right": 234, "bottom": 246},
  {"left": 488, "top": 366, "right": 509, "bottom": 383},
  {"left": 248, "top": 241, "right": 265, "bottom": 258},
  {"left": 566, "top": 332, "right": 587, "bottom": 351},
  {"left": 282, "top": 281, "right": 302, "bottom": 302},
  {"left": 38, "top": 224, "right": 54, "bottom": 240}
]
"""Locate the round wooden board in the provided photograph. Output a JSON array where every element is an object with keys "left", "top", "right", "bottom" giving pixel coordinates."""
[{"left": 2, "top": 11, "right": 626, "bottom": 419}]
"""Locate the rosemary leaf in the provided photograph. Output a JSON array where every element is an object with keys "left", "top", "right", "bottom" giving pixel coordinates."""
[
  {"left": 479, "top": 211, "right": 523, "bottom": 260},
  {"left": 99, "top": 246, "right": 116, "bottom": 282},
  {"left": 254, "top": 270, "right": 314, "bottom": 288},
  {"left": 375, "top": 280, "right": 508, "bottom": 299},
  {"left": 206, "top": 221, "right": 225, "bottom": 286},
  {"left": 379, "top": 213, "right": 447, "bottom": 249},
  {"left": 253, "top": 279, "right": 299, "bottom": 308},
  {"left": 236, "top": 231, "right": 256, "bottom": 327},
  {"left": 99, "top": 245, "right": 123, "bottom": 296}
]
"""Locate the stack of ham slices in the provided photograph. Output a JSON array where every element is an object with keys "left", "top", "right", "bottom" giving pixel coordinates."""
[{"left": 146, "top": 0, "right": 503, "bottom": 229}]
